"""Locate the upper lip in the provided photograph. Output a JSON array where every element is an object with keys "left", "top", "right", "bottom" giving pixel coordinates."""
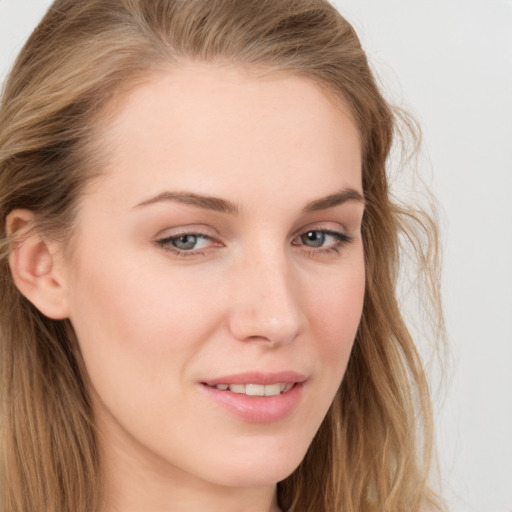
[{"left": 202, "top": 371, "right": 307, "bottom": 386}]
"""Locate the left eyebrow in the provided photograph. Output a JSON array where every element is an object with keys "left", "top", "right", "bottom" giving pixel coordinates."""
[{"left": 301, "top": 188, "right": 365, "bottom": 213}]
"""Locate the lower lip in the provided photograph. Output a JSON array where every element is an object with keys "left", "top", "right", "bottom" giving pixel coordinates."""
[{"left": 200, "top": 382, "right": 305, "bottom": 423}]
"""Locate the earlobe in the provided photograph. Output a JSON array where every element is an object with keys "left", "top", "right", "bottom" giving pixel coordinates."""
[{"left": 6, "top": 210, "right": 70, "bottom": 320}]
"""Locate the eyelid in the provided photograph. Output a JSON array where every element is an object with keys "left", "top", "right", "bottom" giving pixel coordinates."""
[
  {"left": 292, "top": 221, "right": 350, "bottom": 240},
  {"left": 153, "top": 223, "right": 220, "bottom": 240}
]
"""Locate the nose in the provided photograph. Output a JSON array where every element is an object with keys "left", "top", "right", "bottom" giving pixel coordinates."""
[{"left": 226, "top": 246, "right": 306, "bottom": 347}]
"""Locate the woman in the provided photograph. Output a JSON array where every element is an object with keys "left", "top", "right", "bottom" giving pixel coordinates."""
[{"left": 0, "top": 0, "right": 444, "bottom": 511}]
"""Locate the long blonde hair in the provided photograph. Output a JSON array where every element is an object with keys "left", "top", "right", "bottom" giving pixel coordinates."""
[{"left": 0, "top": 1, "right": 443, "bottom": 511}]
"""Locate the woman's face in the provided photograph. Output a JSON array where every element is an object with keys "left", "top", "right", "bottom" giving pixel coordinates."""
[{"left": 62, "top": 65, "right": 365, "bottom": 495}]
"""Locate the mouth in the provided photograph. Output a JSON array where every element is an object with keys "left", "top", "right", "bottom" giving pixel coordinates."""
[
  {"left": 202, "top": 382, "right": 296, "bottom": 396},
  {"left": 199, "top": 371, "right": 307, "bottom": 422},
  {"left": 200, "top": 374, "right": 306, "bottom": 422}
]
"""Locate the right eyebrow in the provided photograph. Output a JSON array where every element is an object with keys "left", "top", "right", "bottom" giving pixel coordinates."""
[{"left": 133, "top": 191, "right": 239, "bottom": 215}]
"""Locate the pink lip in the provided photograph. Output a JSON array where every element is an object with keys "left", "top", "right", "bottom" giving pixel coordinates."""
[
  {"left": 200, "top": 371, "right": 307, "bottom": 423},
  {"left": 202, "top": 371, "right": 307, "bottom": 387}
]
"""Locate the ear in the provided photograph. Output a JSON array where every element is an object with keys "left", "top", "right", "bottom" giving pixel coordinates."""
[{"left": 6, "top": 209, "right": 70, "bottom": 319}]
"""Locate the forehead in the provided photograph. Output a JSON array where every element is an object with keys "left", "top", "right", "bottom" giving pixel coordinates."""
[{"left": 89, "top": 64, "right": 362, "bottom": 208}]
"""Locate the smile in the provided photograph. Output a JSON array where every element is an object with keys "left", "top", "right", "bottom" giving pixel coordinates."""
[
  {"left": 206, "top": 382, "right": 295, "bottom": 396},
  {"left": 200, "top": 371, "right": 306, "bottom": 422}
]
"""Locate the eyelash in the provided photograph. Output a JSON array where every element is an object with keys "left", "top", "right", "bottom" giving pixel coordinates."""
[
  {"left": 155, "top": 229, "right": 354, "bottom": 258},
  {"left": 292, "top": 229, "right": 353, "bottom": 256}
]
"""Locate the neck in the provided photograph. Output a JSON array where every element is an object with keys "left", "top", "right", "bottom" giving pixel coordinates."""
[{"left": 103, "top": 475, "right": 280, "bottom": 512}]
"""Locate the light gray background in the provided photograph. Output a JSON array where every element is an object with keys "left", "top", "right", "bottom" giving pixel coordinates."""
[{"left": 1, "top": 1, "right": 511, "bottom": 511}]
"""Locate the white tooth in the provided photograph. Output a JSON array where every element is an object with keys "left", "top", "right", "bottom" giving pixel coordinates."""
[
  {"left": 215, "top": 384, "right": 229, "bottom": 391},
  {"left": 264, "top": 384, "right": 281, "bottom": 396},
  {"left": 283, "top": 383, "right": 294, "bottom": 393},
  {"left": 279, "top": 383, "right": 286, "bottom": 393},
  {"left": 229, "top": 384, "right": 246, "bottom": 394},
  {"left": 245, "top": 384, "right": 265, "bottom": 396}
]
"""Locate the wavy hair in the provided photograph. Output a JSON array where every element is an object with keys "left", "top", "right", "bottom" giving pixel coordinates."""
[{"left": 0, "top": 1, "right": 443, "bottom": 511}]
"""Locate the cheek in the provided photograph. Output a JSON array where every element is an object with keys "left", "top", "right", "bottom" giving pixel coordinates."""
[
  {"left": 65, "top": 249, "right": 220, "bottom": 400},
  {"left": 298, "top": 257, "right": 365, "bottom": 404},
  {"left": 306, "top": 258, "right": 365, "bottom": 372}
]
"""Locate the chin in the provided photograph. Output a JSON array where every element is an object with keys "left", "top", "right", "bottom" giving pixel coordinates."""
[{"left": 199, "top": 439, "right": 309, "bottom": 488}]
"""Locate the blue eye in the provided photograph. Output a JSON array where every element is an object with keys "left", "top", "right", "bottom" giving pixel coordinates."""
[
  {"left": 294, "top": 229, "right": 352, "bottom": 252},
  {"left": 156, "top": 228, "right": 352, "bottom": 258},
  {"left": 171, "top": 234, "right": 201, "bottom": 250},
  {"left": 157, "top": 233, "right": 213, "bottom": 253},
  {"left": 301, "top": 231, "right": 327, "bottom": 247}
]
